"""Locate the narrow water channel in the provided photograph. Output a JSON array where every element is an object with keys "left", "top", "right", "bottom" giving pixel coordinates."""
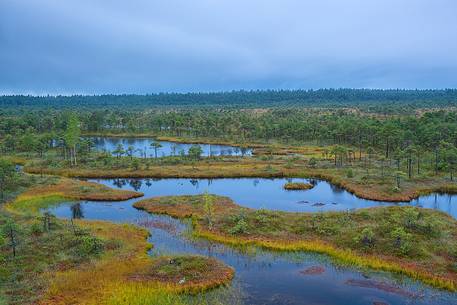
[{"left": 46, "top": 178, "right": 457, "bottom": 305}]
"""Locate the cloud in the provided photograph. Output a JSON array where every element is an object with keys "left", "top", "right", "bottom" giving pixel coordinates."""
[{"left": 1, "top": 0, "right": 457, "bottom": 94}]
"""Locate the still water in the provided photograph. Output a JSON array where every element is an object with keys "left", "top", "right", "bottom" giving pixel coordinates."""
[
  {"left": 46, "top": 178, "right": 457, "bottom": 305},
  {"left": 90, "top": 178, "right": 456, "bottom": 217},
  {"left": 89, "top": 137, "right": 252, "bottom": 157}
]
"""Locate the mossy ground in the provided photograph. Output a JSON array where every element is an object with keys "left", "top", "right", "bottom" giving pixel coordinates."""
[
  {"left": 128, "top": 255, "right": 234, "bottom": 293},
  {"left": 0, "top": 211, "right": 105, "bottom": 305},
  {"left": 134, "top": 194, "right": 457, "bottom": 291}
]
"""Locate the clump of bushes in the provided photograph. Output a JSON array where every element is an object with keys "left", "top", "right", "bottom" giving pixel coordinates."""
[
  {"left": 229, "top": 219, "right": 248, "bottom": 235},
  {"left": 228, "top": 211, "right": 249, "bottom": 235},
  {"left": 354, "top": 227, "right": 375, "bottom": 250},
  {"left": 390, "top": 227, "right": 412, "bottom": 255},
  {"left": 76, "top": 235, "right": 104, "bottom": 257}
]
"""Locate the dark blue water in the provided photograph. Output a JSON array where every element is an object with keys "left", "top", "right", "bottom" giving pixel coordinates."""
[
  {"left": 46, "top": 178, "right": 457, "bottom": 305},
  {"left": 89, "top": 137, "right": 252, "bottom": 157},
  {"left": 91, "top": 178, "right": 457, "bottom": 218}
]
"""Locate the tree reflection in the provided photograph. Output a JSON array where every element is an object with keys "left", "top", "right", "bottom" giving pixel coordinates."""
[
  {"left": 190, "top": 179, "right": 199, "bottom": 188},
  {"left": 71, "top": 203, "right": 84, "bottom": 219},
  {"left": 129, "top": 179, "right": 143, "bottom": 191},
  {"left": 113, "top": 179, "right": 127, "bottom": 189}
]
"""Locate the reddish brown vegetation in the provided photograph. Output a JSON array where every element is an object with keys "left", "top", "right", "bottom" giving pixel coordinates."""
[
  {"left": 345, "top": 279, "right": 417, "bottom": 298},
  {"left": 299, "top": 266, "right": 326, "bottom": 275}
]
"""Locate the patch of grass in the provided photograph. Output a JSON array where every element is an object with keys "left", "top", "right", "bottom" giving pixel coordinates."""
[
  {"left": 105, "top": 283, "right": 190, "bottom": 305},
  {"left": 283, "top": 182, "right": 314, "bottom": 190},
  {"left": 129, "top": 255, "right": 234, "bottom": 294},
  {"left": 134, "top": 195, "right": 457, "bottom": 291}
]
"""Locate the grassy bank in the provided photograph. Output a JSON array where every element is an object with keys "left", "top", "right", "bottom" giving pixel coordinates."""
[
  {"left": 5, "top": 177, "right": 143, "bottom": 214},
  {"left": 134, "top": 194, "right": 457, "bottom": 291}
]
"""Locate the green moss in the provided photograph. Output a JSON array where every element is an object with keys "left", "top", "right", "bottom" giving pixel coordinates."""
[{"left": 10, "top": 194, "right": 71, "bottom": 214}]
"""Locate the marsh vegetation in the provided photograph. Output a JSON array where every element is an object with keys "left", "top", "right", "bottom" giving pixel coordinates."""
[{"left": 1, "top": 91, "right": 457, "bottom": 304}]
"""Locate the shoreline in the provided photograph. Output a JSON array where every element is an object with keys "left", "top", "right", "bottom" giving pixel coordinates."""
[{"left": 24, "top": 166, "right": 457, "bottom": 203}]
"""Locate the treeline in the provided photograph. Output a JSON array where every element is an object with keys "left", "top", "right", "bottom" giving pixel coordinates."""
[
  {"left": 1, "top": 106, "right": 456, "bottom": 180},
  {"left": 2, "top": 109, "right": 457, "bottom": 149},
  {"left": 1, "top": 89, "right": 457, "bottom": 112}
]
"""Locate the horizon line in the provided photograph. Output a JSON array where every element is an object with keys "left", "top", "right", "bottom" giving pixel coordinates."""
[{"left": 2, "top": 87, "right": 457, "bottom": 98}]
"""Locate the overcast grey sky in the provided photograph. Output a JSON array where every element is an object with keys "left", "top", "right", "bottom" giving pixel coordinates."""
[{"left": 1, "top": 0, "right": 457, "bottom": 94}]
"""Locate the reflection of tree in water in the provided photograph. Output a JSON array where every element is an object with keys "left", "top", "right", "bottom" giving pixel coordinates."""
[
  {"left": 329, "top": 183, "right": 344, "bottom": 193},
  {"left": 412, "top": 198, "right": 422, "bottom": 208},
  {"left": 240, "top": 147, "right": 249, "bottom": 156},
  {"left": 145, "top": 179, "right": 152, "bottom": 187},
  {"left": 447, "top": 195, "right": 453, "bottom": 215},
  {"left": 207, "top": 179, "right": 213, "bottom": 187},
  {"left": 129, "top": 179, "right": 143, "bottom": 191},
  {"left": 71, "top": 203, "right": 84, "bottom": 219},
  {"left": 309, "top": 179, "right": 318, "bottom": 186},
  {"left": 113, "top": 179, "right": 127, "bottom": 189},
  {"left": 189, "top": 179, "right": 199, "bottom": 188}
]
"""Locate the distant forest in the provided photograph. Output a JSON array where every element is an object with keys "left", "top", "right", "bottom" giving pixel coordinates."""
[{"left": 2, "top": 89, "right": 457, "bottom": 112}]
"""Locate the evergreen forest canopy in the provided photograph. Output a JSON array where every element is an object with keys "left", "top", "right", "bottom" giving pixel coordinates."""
[{"left": 2, "top": 89, "right": 457, "bottom": 112}]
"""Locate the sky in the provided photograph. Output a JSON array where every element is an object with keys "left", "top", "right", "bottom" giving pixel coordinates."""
[{"left": 1, "top": 0, "right": 457, "bottom": 94}]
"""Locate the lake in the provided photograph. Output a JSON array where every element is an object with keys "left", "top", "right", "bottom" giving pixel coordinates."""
[{"left": 89, "top": 136, "right": 252, "bottom": 157}]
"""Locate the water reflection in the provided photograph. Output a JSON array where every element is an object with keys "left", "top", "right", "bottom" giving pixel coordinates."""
[
  {"left": 89, "top": 136, "right": 252, "bottom": 158},
  {"left": 89, "top": 178, "right": 457, "bottom": 218},
  {"left": 129, "top": 179, "right": 142, "bottom": 191},
  {"left": 70, "top": 203, "right": 84, "bottom": 219}
]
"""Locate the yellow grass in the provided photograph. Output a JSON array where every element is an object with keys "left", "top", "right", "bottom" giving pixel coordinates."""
[
  {"left": 135, "top": 195, "right": 457, "bottom": 292},
  {"left": 195, "top": 225, "right": 456, "bottom": 291}
]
